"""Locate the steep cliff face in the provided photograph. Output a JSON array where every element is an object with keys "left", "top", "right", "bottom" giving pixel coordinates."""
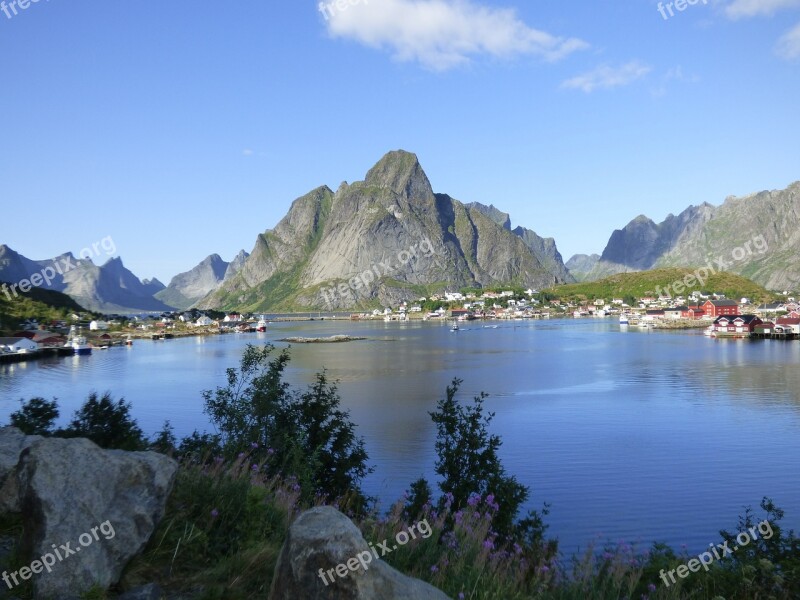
[
  {"left": 582, "top": 182, "right": 799, "bottom": 290},
  {"left": 200, "top": 151, "right": 572, "bottom": 311}
]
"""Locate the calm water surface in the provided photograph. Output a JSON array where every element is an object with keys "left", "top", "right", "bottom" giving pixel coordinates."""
[{"left": 2, "top": 319, "right": 799, "bottom": 555}]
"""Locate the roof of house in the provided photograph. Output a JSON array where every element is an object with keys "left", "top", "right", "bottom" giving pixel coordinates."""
[
  {"left": 713, "top": 315, "right": 761, "bottom": 324},
  {"left": 0, "top": 337, "right": 33, "bottom": 345},
  {"left": 707, "top": 300, "right": 738, "bottom": 306},
  {"left": 776, "top": 317, "right": 800, "bottom": 325}
]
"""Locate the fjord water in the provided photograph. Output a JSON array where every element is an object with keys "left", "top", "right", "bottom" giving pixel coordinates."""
[{"left": 2, "top": 319, "right": 799, "bottom": 555}]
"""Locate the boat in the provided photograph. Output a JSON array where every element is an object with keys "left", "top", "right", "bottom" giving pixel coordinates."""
[
  {"left": 125, "top": 336, "right": 133, "bottom": 346},
  {"left": 619, "top": 314, "right": 630, "bottom": 325},
  {"left": 65, "top": 326, "right": 92, "bottom": 355},
  {"left": 703, "top": 325, "right": 714, "bottom": 337},
  {"left": 256, "top": 319, "right": 268, "bottom": 332},
  {"left": 450, "top": 321, "right": 459, "bottom": 332}
]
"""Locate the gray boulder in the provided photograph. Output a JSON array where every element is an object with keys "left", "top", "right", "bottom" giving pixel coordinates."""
[
  {"left": 117, "top": 583, "right": 165, "bottom": 600},
  {"left": 269, "top": 506, "right": 450, "bottom": 600},
  {"left": 0, "top": 428, "right": 177, "bottom": 599}
]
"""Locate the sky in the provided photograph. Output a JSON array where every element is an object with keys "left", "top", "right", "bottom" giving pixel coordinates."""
[{"left": 0, "top": 0, "right": 798, "bottom": 283}]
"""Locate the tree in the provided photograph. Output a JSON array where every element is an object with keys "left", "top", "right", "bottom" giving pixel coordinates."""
[
  {"left": 9, "top": 397, "right": 59, "bottom": 436},
  {"left": 430, "top": 378, "right": 529, "bottom": 536},
  {"left": 202, "top": 344, "right": 372, "bottom": 506},
  {"left": 59, "top": 392, "right": 147, "bottom": 451}
]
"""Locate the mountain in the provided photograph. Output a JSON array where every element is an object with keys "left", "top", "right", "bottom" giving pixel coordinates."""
[
  {"left": 565, "top": 254, "right": 600, "bottom": 281},
  {"left": 224, "top": 250, "right": 250, "bottom": 281},
  {"left": 580, "top": 181, "right": 800, "bottom": 290},
  {"left": 0, "top": 245, "right": 174, "bottom": 313},
  {"left": 467, "top": 203, "right": 574, "bottom": 283},
  {"left": 466, "top": 203, "right": 511, "bottom": 230},
  {"left": 198, "top": 150, "right": 573, "bottom": 311},
  {"left": 141, "top": 278, "right": 166, "bottom": 296},
  {"left": 156, "top": 253, "right": 238, "bottom": 310}
]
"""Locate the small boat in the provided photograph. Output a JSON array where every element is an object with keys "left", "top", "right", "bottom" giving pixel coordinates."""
[
  {"left": 65, "top": 326, "right": 92, "bottom": 355},
  {"left": 71, "top": 336, "right": 92, "bottom": 356},
  {"left": 256, "top": 319, "right": 268, "bottom": 332},
  {"left": 703, "top": 326, "right": 714, "bottom": 337},
  {"left": 619, "top": 314, "right": 630, "bottom": 325},
  {"left": 450, "top": 321, "right": 459, "bottom": 332},
  {"left": 125, "top": 336, "right": 133, "bottom": 346}
]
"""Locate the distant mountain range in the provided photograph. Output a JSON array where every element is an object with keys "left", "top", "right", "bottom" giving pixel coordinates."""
[
  {"left": 567, "top": 181, "right": 800, "bottom": 291},
  {"left": 0, "top": 245, "right": 172, "bottom": 313},
  {"left": 2, "top": 153, "right": 797, "bottom": 313},
  {"left": 155, "top": 250, "right": 249, "bottom": 310}
]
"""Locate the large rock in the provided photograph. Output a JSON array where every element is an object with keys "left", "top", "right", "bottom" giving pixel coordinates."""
[
  {"left": 269, "top": 506, "right": 450, "bottom": 600},
  {"left": 0, "top": 428, "right": 177, "bottom": 599},
  {"left": 0, "top": 427, "right": 39, "bottom": 513}
]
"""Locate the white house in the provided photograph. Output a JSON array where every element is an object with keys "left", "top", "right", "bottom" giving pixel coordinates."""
[
  {"left": 89, "top": 320, "right": 109, "bottom": 331},
  {"left": 195, "top": 316, "right": 214, "bottom": 327},
  {"left": 0, "top": 337, "right": 39, "bottom": 353}
]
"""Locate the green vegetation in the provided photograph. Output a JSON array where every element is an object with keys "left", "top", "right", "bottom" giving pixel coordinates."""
[
  {"left": 4, "top": 346, "right": 799, "bottom": 599},
  {"left": 0, "top": 282, "right": 90, "bottom": 332},
  {"left": 8, "top": 392, "right": 148, "bottom": 451},
  {"left": 546, "top": 268, "right": 778, "bottom": 304}
]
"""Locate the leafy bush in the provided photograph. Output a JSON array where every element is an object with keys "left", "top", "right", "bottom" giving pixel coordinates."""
[
  {"left": 429, "top": 378, "right": 530, "bottom": 537},
  {"left": 9, "top": 397, "right": 59, "bottom": 435},
  {"left": 58, "top": 391, "right": 147, "bottom": 451},
  {"left": 201, "top": 344, "right": 372, "bottom": 508}
]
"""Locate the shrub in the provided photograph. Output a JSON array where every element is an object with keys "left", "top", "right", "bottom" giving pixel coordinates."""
[
  {"left": 9, "top": 397, "right": 59, "bottom": 436},
  {"left": 58, "top": 391, "right": 147, "bottom": 451}
]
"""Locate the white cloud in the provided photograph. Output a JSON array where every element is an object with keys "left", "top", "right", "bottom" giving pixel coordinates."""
[
  {"left": 561, "top": 61, "right": 652, "bottom": 93},
  {"left": 650, "top": 66, "right": 699, "bottom": 97},
  {"left": 320, "top": 0, "right": 588, "bottom": 71},
  {"left": 242, "top": 149, "right": 254, "bottom": 156},
  {"left": 776, "top": 21, "right": 800, "bottom": 58},
  {"left": 725, "top": 0, "right": 800, "bottom": 19}
]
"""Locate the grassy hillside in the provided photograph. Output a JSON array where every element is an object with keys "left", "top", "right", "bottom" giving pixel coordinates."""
[
  {"left": 0, "top": 282, "right": 90, "bottom": 332},
  {"left": 545, "top": 268, "right": 778, "bottom": 304}
]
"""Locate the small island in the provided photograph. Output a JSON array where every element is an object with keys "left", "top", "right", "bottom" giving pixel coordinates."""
[{"left": 278, "top": 335, "right": 366, "bottom": 343}]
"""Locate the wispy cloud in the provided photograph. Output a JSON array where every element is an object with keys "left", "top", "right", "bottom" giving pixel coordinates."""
[
  {"left": 321, "top": 0, "right": 589, "bottom": 71},
  {"left": 242, "top": 149, "right": 255, "bottom": 156},
  {"left": 725, "top": 0, "right": 800, "bottom": 19},
  {"left": 776, "top": 21, "right": 800, "bottom": 58},
  {"left": 650, "top": 66, "right": 700, "bottom": 97},
  {"left": 561, "top": 61, "right": 651, "bottom": 93}
]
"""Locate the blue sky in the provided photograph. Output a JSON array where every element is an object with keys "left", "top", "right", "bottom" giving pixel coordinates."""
[{"left": 1, "top": 0, "right": 798, "bottom": 283}]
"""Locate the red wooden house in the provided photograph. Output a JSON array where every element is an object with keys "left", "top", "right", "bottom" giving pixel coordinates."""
[{"left": 703, "top": 300, "right": 738, "bottom": 318}]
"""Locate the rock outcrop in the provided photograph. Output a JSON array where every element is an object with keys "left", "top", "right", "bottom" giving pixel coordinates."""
[
  {"left": 269, "top": 506, "right": 450, "bottom": 600},
  {"left": 0, "top": 428, "right": 177, "bottom": 599}
]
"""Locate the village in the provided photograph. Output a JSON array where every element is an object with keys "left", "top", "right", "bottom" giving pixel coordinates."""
[{"left": 2, "top": 286, "right": 799, "bottom": 364}]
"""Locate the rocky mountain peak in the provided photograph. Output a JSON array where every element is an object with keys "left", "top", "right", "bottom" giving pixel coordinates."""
[{"left": 364, "top": 150, "right": 434, "bottom": 201}]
